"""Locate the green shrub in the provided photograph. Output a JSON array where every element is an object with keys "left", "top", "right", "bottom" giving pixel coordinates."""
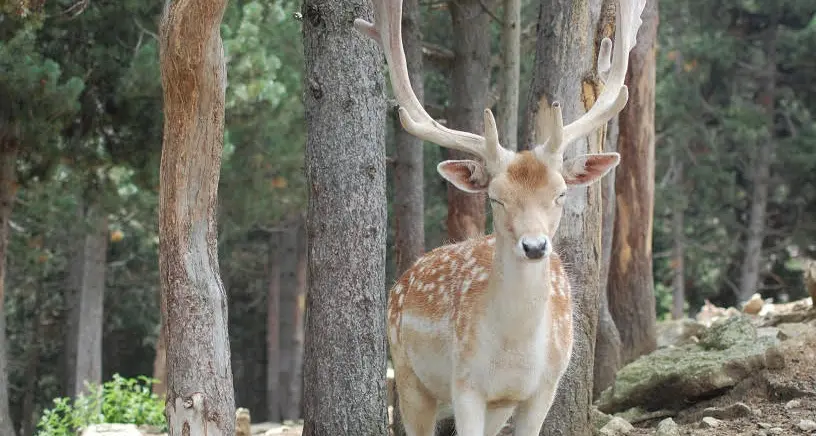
[{"left": 36, "top": 374, "right": 166, "bottom": 435}]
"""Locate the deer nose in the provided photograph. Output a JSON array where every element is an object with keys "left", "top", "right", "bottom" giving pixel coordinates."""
[{"left": 520, "top": 236, "right": 550, "bottom": 260}]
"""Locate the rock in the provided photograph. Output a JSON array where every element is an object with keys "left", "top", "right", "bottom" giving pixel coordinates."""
[
  {"left": 599, "top": 417, "right": 633, "bottom": 435},
  {"left": 655, "top": 418, "right": 680, "bottom": 436},
  {"left": 776, "top": 322, "right": 816, "bottom": 341},
  {"left": 597, "top": 315, "right": 779, "bottom": 413},
  {"left": 702, "top": 402, "right": 752, "bottom": 420},
  {"left": 784, "top": 399, "right": 802, "bottom": 409},
  {"left": 591, "top": 407, "right": 614, "bottom": 431},
  {"left": 767, "top": 427, "right": 784, "bottom": 434},
  {"left": 236, "top": 407, "right": 251, "bottom": 436},
  {"left": 656, "top": 319, "right": 707, "bottom": 348},
  {"left": 758, "top": 422, "right": 773, "bottom": 429},
  {"left": 80, "top": 424, "right": 144, "bottom": 436},
  {"left": 799, "top": 420, "right": 816, "bottom": 432},
  {"left": 743, "top": 293, "right": 764, "bottom": 314},
  {"left": 700, "top": 417, "right": 721, "bottom": 428}
]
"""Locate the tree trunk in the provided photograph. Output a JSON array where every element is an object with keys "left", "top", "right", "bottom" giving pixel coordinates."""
[
  {"left": 671, "top": 158, "right": 685, "bottom": 320},
  {"left": 152, "top": 318, "right": 167, "bottom": 397},
  {"left": 288, "top": 223, "right": 307, "bottom": 420},
  {"left": 607, "top": 0, "right": 658, "bottom": 365},
  {"left": 445, "top": 0, "right": 490, "bottom": 242},
  {"left": 279, "top": 229, "right": 298, "bottom": 419},
  {"left": 393, "top": 0, "right": 425, "bottom": 275},
  {"left": 499, "top": 0, "right": 521, "bottom": 151},
  {"left": 267, "top": 231, "right": 282, "bottom": 422},
  {"left": 524, "top": 0, "right": 604, "bottom": 433},
  {"left": 158, "top": 0, "right": 235, "bottom": 432},
  {"left": 594, "top": 102, "right": 622, "bottom": 400},
  {"left": 63, "top": 201, "right": 84, "bottom": 397},
  {"left": 738, "top": 17, "right": 777, "bottom": 304},
  {"left": 301, "top": 0, "right": 388, "bottom": 433},
  {"left": 72, "top": 205, "right": 108, "bottom": 397},
  {"left": 0, "top": 138, "right": 17, "bottom": 436}
]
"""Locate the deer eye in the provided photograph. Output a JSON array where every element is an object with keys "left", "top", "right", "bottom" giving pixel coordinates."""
[{"left": 554, "top": 192, "right": 567, "bottom": 206}]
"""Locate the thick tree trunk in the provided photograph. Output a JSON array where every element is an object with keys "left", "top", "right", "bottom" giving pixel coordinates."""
[
  {"left": 301, "top": 0, "right": 388, "bottom": 433},
  {"left": 158, "top": 0, "right": 235, "bottom": 433},
  {"left": 738, "top": 19, "right": 777, "bottom": 304},
  {"left": 524, "top": 0, "right": 604, "bottom": 434},
  {"left": 594, "top": 104, "right": 622, "bottom": 400},
  {"left": 499, "top": 0, "right": 521, "bottom": 151},
  {"left": 607, "top": 0, "right": 658, "bottom": 365},
  {"left": 0, "top": 139, "right": 17, "bottom": 436},
  {"left": 267, "top": 231, "right": 282, "bottom": 422},
  {"left": 671, "top": 159, "right": 685, "bottom": 320},
  {"left": 72, "top": 205, "right": 108, "bottom": 396},
  {"left": 445, "top": 0, "right": 490, "bottom": 241},
  {"left": 279, "top": 229, "right": 298, "bottom": 419},
  {"left": 393, "top": 0, "right": 425, "bottom": 275}
]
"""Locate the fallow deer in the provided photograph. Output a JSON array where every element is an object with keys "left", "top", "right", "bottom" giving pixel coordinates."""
[{"left": 355, "top": 0, "right": 645, "bottom": 434}]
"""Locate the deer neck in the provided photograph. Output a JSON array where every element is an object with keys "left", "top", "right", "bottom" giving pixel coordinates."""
[{"left": 483, "top": 235, "right": 554, "bottom": 334}]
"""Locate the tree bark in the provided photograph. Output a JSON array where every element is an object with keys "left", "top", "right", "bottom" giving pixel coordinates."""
[
  {"left": 738, "top": 16, "right": 777, "bottom": 304},
  {"left": 301, "top": 0, "right": 388, "bottom": 433},
  {"left": 393, "top": 0, "right": 425, "bottom": 275},
  {"left": 607, "top": 0, "right": 658, "bottom": 365},
  {"left": 445, "top": 0, "right": 491, "bottom": 241},
  {"left": 0, "top": 138, "right": 17, "bottom": 436},
  {"left": 267, "top": 231, "right": 282, "bottom": 422},
  {"left": 594, "top": 97, "right": 622, "bottom": 400},
  {"left": 524, "top": 0, "right": 604, "bottom": 433},
  {"left": 158, "top": 0, "right": 235, "bottom": 432},
  {"left": 72, "top": 204, "right": 108, "bottom": 397},
  {"left": 499, "top": 0, "right": 521, "bottom": 150},
  {"left": 671, "top": 158, "right": 685, "bottom": 320}
]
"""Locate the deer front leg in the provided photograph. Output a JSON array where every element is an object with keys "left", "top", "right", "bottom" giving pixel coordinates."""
[
  {"left": 511, "top": 378, "right": 559, "bottom": 436},
  {"left": 451, "top": 382, "right": 487, "bottom": 436}
]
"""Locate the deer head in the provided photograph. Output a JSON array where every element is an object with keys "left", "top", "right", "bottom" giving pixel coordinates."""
[{"left": 355, "top": 0, "right": 644, "bottom": 261}]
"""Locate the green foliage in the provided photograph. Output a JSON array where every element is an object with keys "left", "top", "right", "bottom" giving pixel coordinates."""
[{"left": 35, "top": 374, "right": 166, "bottom": 436}]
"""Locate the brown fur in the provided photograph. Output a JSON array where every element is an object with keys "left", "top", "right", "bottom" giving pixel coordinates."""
[{"left": 506, "top": 151, "right": 550, "bottom": 190}]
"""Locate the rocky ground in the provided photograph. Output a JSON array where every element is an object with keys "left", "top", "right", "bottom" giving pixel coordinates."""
[
  {"left": 594, "top": 296, "right": 816, "bottom": 436},
  {"left": 84, "top": 296, "right": 815, "bottom": 436}
]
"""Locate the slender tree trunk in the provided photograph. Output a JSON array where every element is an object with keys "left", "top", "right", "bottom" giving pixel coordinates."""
[
  {"left": 279, "top": 229, "right": 298, "bottom": 419},
  {"left": 152, "top": 318, "right": 167, "bottom": 396},
  {"left": 158, "top": 0, "right": 235, "bottom": 432},
  {"left": 445, "top": 0, "right": 490, "bottom": 241},
  {"left": 72, "top": 204, "right": 108, "bottom": 396},
  {"left": 594, "top": 98, "right": 621, "bottom": 400},
  {"left": 64, "top": 201, "right": 84, "bottom": 397},
  {"left": 393, "top": 0, "right": 425, "bottom": 275},
  {"left": 738, "top": 17, "right": 777, "bottom": 304},
  {"left": 21, "top": 298, "right": 43, "bottom": 436},
  {"left": 524, "top": 0, "right": 604, "bottom": 433},
  {"left": 607, "top": 0, "right": 658, "bottom": 365},
  {"left": 288, "top": 223, "right": 307, "bottom": 420},
  {"left": 0, "top": 138, "right": 17, "bottom": 436},
  {"left": 671, "top": 158, "right": 685, "bottom": 320},
  {"left": 301, "top": 0, "right": 388, "bottom": 433},
  {"left": 267, "top": 231, "right": 282, "bottom": 422},
  {"left": 499, "top": 0, "right": 521, "bottom": 150}
]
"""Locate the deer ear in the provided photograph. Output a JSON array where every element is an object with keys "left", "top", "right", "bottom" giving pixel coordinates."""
[
  {"left": 437, "top": 160, "right": 490, "bottom": 193},
  {"left": 562, "top": 152, "right": 620, "bottom": 186}
]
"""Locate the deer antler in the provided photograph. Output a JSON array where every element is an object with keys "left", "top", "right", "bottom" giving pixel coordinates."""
[
  {"left": 536, "top": 0, "right": 647, "bottom": 157},
  {"left": 354, "top": 0, "right": 510, "bottom": 169}
]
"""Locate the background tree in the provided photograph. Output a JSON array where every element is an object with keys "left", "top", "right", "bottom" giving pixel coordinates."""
[
  {"left": 158, "top": 0, "right": 236, "bottom": 433},
  {"left": 301, "top": 0, "right": 388, "bottom": 434},
  {"left": 607, "top": 0, "right": 658, "bottom": 365}
]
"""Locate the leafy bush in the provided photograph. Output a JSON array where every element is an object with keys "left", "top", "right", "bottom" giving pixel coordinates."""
[{"left": 36, "top": 374, "right": 166, "bottom": 435}]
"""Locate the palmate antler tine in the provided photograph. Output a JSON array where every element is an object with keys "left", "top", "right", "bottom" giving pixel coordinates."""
[
  {"left": 354, "top": 0, "right": 504, "bottom": 165},
  {"left": 538, "top": 0, "right": 647, "bottom": 156}
]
